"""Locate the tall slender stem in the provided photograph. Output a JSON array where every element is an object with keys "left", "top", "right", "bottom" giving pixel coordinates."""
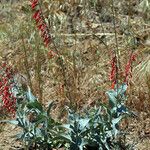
[
  {"left": 111, "top": 0, "right": 120, "bottom": 92},
  {"left": 21, "top": 36, "right": 33, "bottom": 92}
]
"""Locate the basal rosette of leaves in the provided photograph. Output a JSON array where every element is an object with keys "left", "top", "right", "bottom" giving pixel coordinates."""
[
  {"left": 0, "top": 83, "right": 132, "bottom": 150},
  {"left": 1, "top": 86, "right": 60, "bottom": 149},
  {"left": 59, "top": 84, "right": 132, "bottom": 150}
]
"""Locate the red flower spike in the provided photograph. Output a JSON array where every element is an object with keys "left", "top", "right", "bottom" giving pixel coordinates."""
[
  {"left": 109, "top": 56, "right": 117, "bottom": 81},
  {"left": 124, "top": 52, "right": 137, "bottom": 83},
  {"left": 109, "top": 55, "right": 118, "bottom": 89},
  {"left": 0, "top": 63, "right": 16, "bottom": 117},
  {"left": 30, "top": 0, "right": 57, "bottom": 56}
]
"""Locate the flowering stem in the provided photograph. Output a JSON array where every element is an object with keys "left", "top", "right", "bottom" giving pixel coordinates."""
[
  {"left": 110, "top": 0, "right": 121, "bottom": 92},
  {"left": 0, "top": 63, "right": 16, "bottom": 117},
  {"left": 21, "top": 36, "right": 33, "bottom": 91}
]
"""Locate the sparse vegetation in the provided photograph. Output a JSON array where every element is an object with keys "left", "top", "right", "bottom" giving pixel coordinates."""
[{"left": 0, "top": 0, "right": 150, "bottom": 149}]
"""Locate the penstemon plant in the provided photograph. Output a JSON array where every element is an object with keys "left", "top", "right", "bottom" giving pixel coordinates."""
[
  {"left": 30, "top": 0, "right": 52, "bottom": 47},
  {"left": 0, "top": 87, "right": 59, "bottom": 150},
  {"left": 59, "top": 84, "right": 131, "bottom": 150},
  {"left": 0, "top": 1, "right": 139, "bottom": 150},
  {"left": 30, "top": 0, "right": 58, "bottom": 56},
  {"left": 0, "top": 83, "right": 132, "bottom": 150}
]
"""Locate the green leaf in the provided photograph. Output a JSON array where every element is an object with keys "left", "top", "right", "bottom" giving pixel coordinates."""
[
  {"left": 106, "top": 90, "right": 117, "bottom": 107},
  {"left": 78, "top": 139, "right": 87, "bottom": 150},
  {"left": 111, "top": 116, "right": 123, "bottom": 137},
  {"left": 26, "top": 86, "right": 36, "bottom": 102},
  {"left": 27, "top": 101, "right": 43, "bottom": 112},
  {"left": 117, "top": 83, "right": 127, "bottom": 95},
  {"left": 112, "top": 116, "right": 122, "bottom": 125},
  {"left": 47, "top": 101, "right": 54, "bottom": 116},
  {"left": 0, "top": 120, "right": 18, "bottom": 125},
  {"left": 14, "top": 132, "right": 24, "bottom": 140},
  {"left": 79, "top": 118, "right": 90, "bottom": 131},
  {"left": 59, "top": 134, "right": 73, "bottom": 143},
  {"left": 61, "top": 124, "right": 74, "bottom": 133}
]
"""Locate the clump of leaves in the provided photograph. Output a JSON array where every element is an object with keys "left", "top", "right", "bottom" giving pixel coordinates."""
[
  {"left": 86, "top": 84, "right": 129, "bottom": 150},
  {"left": 60, "top": 83, "right": 131, "bottom": 150},
  {"left": 59, "top": 108, "right": 90, "bottom": 150},
  {"left": 0, "top": 88, "right": 59, "bottom": 150},
  {"left": 0, "top": 83, "right": 132, "bottom": 150}
]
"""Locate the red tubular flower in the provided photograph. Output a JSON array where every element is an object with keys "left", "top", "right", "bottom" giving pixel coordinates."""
[
  {"left": 111, "top": 81, "right": 116, "bottom": 89},
  {"left": 109, "top": 51, "right": 137, "bottom": 89},
  {"left": 32, "top": 10, "right": 41, "bottom": 20},
  {"left": 30, "top": 0, "right": 38, "bottom": 10},
  {"left": 37, "top": 23, "right": 46, "bottom": 31}
]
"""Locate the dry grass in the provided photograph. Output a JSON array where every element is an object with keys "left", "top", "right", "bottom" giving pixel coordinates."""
[{"left": 0, "top": 0, "right": 150, "bottom": 149}]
